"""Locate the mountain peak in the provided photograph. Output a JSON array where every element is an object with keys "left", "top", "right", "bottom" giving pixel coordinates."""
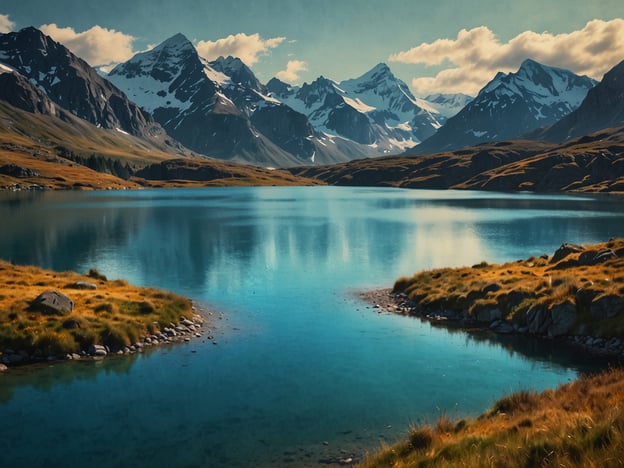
[
  {"left": 209, "top": 55, "right": 262, "bottom": 91},
  {"left": 155, "top": 32, "right": 194, "bottom": 52},
  {"left": 212, "top": 55, "right": 245, "bottom": 70},
  {"left": 370, "top": 62, "right": 391, "bottom": 73},
  {"left": 519, "top": 58, "right": 542, "bottom": 70}
]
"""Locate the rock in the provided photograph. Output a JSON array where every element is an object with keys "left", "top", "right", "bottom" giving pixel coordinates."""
[
  {"left": 550, "top": 243, "right": 584, "bottom": 264},
  {"left": 482, "top": 283, "right": 502, "bottom": 294},
  {"left": 527, "top": 305, "right": 552, "bottom": 335},
  {"left": 7, "top": 354, "right": 23, "bottom": 363},
  {"left": 67, "top": 281, "right": 97, "bottom": 290},
  {"left": 30, "top": 290, "right": 74, "bottom": 315},
  {"left": 497, "top": 290, "right": 534, "bottom": 315},
  {"left": 181, "top": 319, "right": 194, "bottom": 327},
  {"left": 548, "top": 301, "right": 577, "bottom": 337},
  {"left": 87, "top": 269, "right": 107, "bottom": 281},
  {"left": 62, "top": 319, "right": 81, "bottom": 329},
  {"left": 590, "top": 294, "right": 624, "bottom": 319},
  {"left": 579, "top": 249, "right": 617, "bottom": 266},
  {"left": 492, "top": 322, "right": 515, "bottom": 334},
  {"left": 476, "top": 308, "right": 501, "bottom": 323},
  {"left": 0, "top": 163, "right": 40, "bottom": 178},
  {"left": 88, "top": 344, "right": 107, "bottom": 357},
  {"left": 575, "top": 288, "right": 602, "bottom": 312}
]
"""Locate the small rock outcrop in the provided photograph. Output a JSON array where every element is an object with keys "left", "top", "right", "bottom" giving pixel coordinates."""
[
  {"left": 30, "top": 291, "right": 74, "bottom": 315},
  {"left": 548, "top": 301, "right": 577, "bottom": 337},
  {"left": 550, "top": 243, "right": 584, "bottom": 264},
  {"left": 0, "top": 164, "right": 41, "bottom": 178},
  {"left": 66, "top": 281, "right": 97, "bottom": 290}
]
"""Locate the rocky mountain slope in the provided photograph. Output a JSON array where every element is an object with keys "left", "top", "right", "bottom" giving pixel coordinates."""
[
  {"left": 413, "top": 59, "right": 597, "bottom": 154},
  {"left": 108, "top": 34, "right": 359, "bottom": 167},
  {"left": 536, "top": 59, "right": 624, "bottom": 142},
  {"left": 289, "top": 125, "right": 624, "bottom": 193},
  {"left": 268, "top": 63, "right": 451, "bottom": 155},
  {"left": 0, "top": 27, "right": 163, "bottom": 139}
]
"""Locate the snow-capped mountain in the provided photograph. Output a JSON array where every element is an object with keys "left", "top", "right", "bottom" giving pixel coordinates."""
[
  {"left": 0, "top": 27, "right": 162, "bottom": 138},
  {"left": 0, "top": 62, "right": 59, "bottom": 115},
  {"left": 109, "top": 34, "right": 356, "bottom": 167},
  {"left": 422, "top": 93, "right": 473, "bottom": 119},
  {"left": 209, "top": 55, "right": 264, "bottom": 92},
  {"left": 412, "top": 59, "right": 597, "bottom": 154},
  {"left": 536, "top": 59, "right": 624, "bottom": 142},
  {"left": 268, "top": 63, "right": 448, "bottom": 154}
]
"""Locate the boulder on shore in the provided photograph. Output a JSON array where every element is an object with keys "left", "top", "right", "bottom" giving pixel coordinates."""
[{"left": 30, "top": 290, "right": 74, "bottom": 315}]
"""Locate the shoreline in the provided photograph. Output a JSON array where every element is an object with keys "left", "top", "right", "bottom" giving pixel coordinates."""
[
  {"left": 358, "top": 288, "right": 624, "bottom": 360},
  {"left": 0, "top": 300, "right": 216, "bottom": 372},
  {"left": 0, "top": 260, "right": 223, "bottom": 372}
]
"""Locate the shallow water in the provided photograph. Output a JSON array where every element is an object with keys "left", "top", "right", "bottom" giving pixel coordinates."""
[{"left": 0, "top": 186, "right": 622, "bottom": 467}]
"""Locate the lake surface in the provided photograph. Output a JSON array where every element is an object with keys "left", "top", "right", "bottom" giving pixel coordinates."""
[{"left": 0, "top": 186, "right": 622, "bottom": 467}]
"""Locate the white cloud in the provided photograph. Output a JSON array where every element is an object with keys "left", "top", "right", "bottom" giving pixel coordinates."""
[
  {"left": 0, "top": 13, "right": 15, "bottom": 33},
  {"left": 390, "top": 19, "right": 624, "bottom": 96},
  {"left": 276, "top": 60, "right": 308, "bottom": 83},
  {"left": 195, "top": 33, "right": 285, "bottom": 66},
  {"left": 39, "top": 23, "right": 137, "bottom": 69}
]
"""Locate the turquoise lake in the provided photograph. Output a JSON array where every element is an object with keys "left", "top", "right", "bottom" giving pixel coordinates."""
[{"left": 0, "top": 186, "right": 623, "bottom": 467}]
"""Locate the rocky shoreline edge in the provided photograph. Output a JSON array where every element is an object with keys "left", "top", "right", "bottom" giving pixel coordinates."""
[
  {"left": 359, "top": 288, "right": 624, "bottom": 359},
  {"left": 0, "top": 302, "right": 220, "bottom": 372}
]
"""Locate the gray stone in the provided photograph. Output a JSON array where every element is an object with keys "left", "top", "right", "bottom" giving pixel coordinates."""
[
  {"left": 590, "top": 294, "right": 624, "bottom": 319},
  {"left": 89, "top": 344, "right": 107, "bottom": 357},
  {"left": 550, "top": 243, "right": 584, "bottom": 264},
  {"left": 30, "top": 290, "right": 74, "bottom": 315},
  {"left": 527, "top": 305, "right": 552, "bottom": 335},
  {"left": 579, "top": 249, "right": 617, "bottom": 266},
  {"left": 181, "top": 319, "right": 194, "bottom": 327},
  {"left": 67, "top": 281, "right": 97, "bottom": 290},
  {"left": 493, "top": 322, "right": 516, "bottom": 334},
  {"left": 62, "top": 319, "right": 81, "bottom": 329},
  {"left": 476, "top": 308, "right": 502, "bottom": 323},
  {"left": 482, "top": 283, "right": 502, "bottom": 294},
  {"left": 575, "top": 288, "right": 602, "bottom": 311},
  {"left": 8, "top": 354, "right": 23, "bottom": 363},
  {"left": 548, "top": 301, "right": 577, "bottom": 337}
]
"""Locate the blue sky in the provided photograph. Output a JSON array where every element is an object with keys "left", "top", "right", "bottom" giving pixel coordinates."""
[{"left": 2, "top": 0, "right": 624, "bottom": 96}]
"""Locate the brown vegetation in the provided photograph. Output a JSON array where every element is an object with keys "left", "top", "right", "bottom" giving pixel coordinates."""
[
  {"left": 364, "top": 367, "right": 624, "bottom": 467},
  {"left": 392, "top": 239, "right": 624, "bottom": 339},
  {"left": 289, "top": 126, "right": 624, "bottom": 193},
  {"left": 0, "top": 101, "right": 319, "bottom": 190},
  {"left": 0, "top": 260, "right": 196, "bottom": 357},
  {"left": 363, "top": 239, "right": 624, "bottom": 466}
]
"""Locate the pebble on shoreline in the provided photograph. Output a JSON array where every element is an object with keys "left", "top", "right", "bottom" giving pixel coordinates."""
[{"left": 0, "top": 309, "right": 211, "bottom": 370}]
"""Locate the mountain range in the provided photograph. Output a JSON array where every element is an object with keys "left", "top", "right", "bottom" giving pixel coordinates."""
[
  {"left": 412, "top": 59, "right": 597, "bottom": 155},
  {"left": 1, "top": 26, "right": 624, "bottom": 182},
  {"left": 108, "top": 32, "right": 470, "bottom": 166},
  {"left": 0, "top": 27, "right": 164, "bottom": 140}
]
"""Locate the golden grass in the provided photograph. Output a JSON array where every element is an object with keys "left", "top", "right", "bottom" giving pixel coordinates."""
[
  {"left": 0, "top": 260, "right": 194, "bottom": 356},
  {"left": 363, "top": 367, "right": 624, "bottom": 467},
  {"left": 392, "top": 239, "right": 624, "bottom": 337},
  {"left": 0, "top": 149, "right": 141, "bottom": 190},
  {"left": 364, "top": 239, "right": 624, "bottom": 466},
  {"left": 0, "top": 101, "right": 320, "bottom": 190},
  {"left": 289, "top": 126, "right": 624, "bottom": 194}
]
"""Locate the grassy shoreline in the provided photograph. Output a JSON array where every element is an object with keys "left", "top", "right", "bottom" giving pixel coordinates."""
[
  {"left": 0, "top": 260, "right": 210, "bottom": 369},
  {"left": 361, "top": 239, "right": 624, "bottom": 466}
]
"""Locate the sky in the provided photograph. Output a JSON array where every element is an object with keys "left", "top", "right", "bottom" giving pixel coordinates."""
[{"left": 1, "top": 0, "right": 624, "bottom": 97}]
